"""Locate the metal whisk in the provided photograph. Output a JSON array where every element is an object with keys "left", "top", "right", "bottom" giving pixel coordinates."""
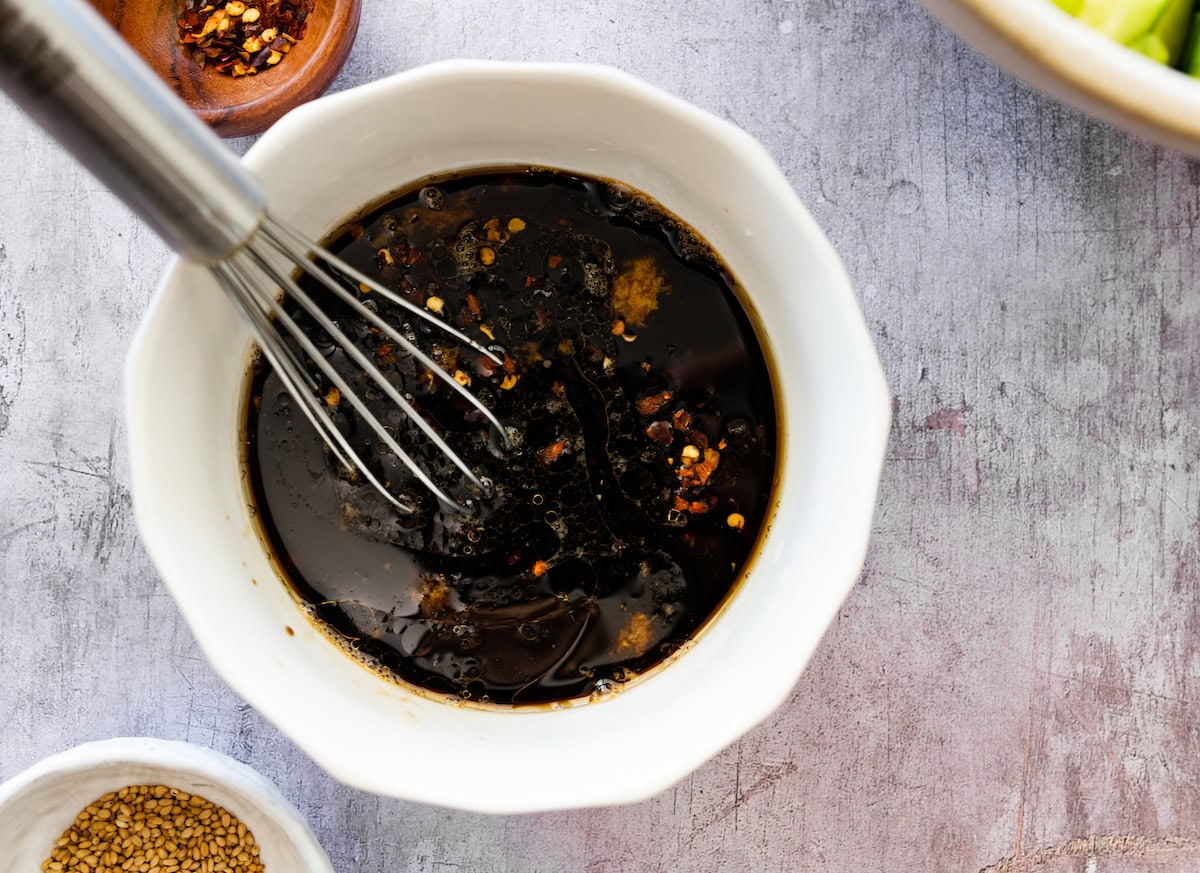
[{"left": 0, "top": 0, "right": 510, "bottom": 516}]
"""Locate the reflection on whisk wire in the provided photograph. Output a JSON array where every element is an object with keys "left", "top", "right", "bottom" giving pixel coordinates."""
[{"left": 215, "top": 214, "right": 513, "bottom": 517}]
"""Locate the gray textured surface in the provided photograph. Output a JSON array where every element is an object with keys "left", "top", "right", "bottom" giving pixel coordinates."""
[{"left": 3, "top": 1, "right": 1200, "bottom": 871}]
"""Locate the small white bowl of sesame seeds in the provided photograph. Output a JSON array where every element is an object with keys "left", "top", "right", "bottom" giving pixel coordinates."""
[{"left": 0, "top": 737, "right": 332, "bottom": 873}]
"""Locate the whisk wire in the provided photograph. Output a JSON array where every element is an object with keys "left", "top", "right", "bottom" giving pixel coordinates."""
[
  {"left": 258, "top": 218, "right": 512, "bottom": 452},
  {"left": 233, "top": 247, "right": 482, "bottom": 517},
  {"left": 266, "top": 215, "right": 508, "bottom": 367},
  {"left": 242, "top": 244, "right": 493, "bottom": 507},
  {"left": 214, "top": 259, "right": 417, "bottom": 516},
  {"left": 215, "top": 263, "right": 346, "bottom": 466}
]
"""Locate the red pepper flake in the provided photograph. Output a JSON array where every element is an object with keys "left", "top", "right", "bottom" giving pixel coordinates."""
[
  {"left": 177, "top": 0, "right": 312, "bottom": 77},
  {"left": 691, "top": 461, "right": 717, "bottom": 486},
  {"left": 538, "top": 440, "right": 567, "bottom": 466},
  {"left": 547, "top": 255, "right": 563, "bottom": 269},
  {"left": 636, "top": 391, "right": 673, "bottom": 416},
  {"left": 374, "top": 342, "right": 397, "bottom": 366},
  {"left": 532, "top": 560, "right": 550, "bottom": 577},
  {"left": 395, "top": 243, "right": 423, "bottom": 267}
]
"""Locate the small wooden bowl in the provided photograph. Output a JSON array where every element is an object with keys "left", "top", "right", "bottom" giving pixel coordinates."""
[{"left": 91, "top": 0, "right": 361, "bottom": 138}]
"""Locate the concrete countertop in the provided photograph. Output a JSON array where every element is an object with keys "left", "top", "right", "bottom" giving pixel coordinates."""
[{"left": 2, "top": 1, "right": 1199, "bottom": 870}]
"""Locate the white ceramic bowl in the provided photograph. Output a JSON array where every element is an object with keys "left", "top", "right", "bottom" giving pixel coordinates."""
[
  {"left": 0, "top": 738, "right": 332, "bottom": 873},
  {"left": 921, "top": 0, "right": 1200, "bottom": 157},
  {"left": 126, "top": 61, "right": 890, "bottom": 813}
]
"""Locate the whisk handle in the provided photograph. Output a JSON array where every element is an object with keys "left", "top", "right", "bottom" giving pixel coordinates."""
[{"left": 0, "top": 0, "right": 266, "bottom": 263}]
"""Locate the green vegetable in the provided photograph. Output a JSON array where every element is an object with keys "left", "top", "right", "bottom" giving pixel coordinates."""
[
  {"left": 1077, "top": 0, "right": 1172, "bottom": 45},
  {"left": 1053, "top": 0, "right": 1196, "bottom": 67},
  {"left": 1131, "top": 0, "right": 1193, "bottom": 63},
  {"left": 1180, "top": 10, "right": 1200, "bottom": 73}
]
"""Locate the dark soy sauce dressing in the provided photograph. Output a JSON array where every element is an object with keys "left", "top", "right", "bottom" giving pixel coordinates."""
[{"left": 244, "top": 168, "right": 778, "bottom": 705}]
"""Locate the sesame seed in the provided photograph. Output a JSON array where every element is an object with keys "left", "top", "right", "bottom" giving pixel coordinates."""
[{"left": 41, "top": 787, "right": 264, "bottom": 873}]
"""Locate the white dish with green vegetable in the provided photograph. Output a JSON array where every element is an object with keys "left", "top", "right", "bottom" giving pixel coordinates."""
[{"left": 920, "top": 0, "right": 1200, "bottom": 156}]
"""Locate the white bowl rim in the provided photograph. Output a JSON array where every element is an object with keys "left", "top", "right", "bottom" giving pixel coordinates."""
[{"left": 125, "top": 59, "right": 891, "bottom": 812}]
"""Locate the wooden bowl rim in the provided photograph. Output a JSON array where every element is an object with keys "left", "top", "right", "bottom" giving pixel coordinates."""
[{"left": 99, "top": 0, "right": 362, "bottom": 138}]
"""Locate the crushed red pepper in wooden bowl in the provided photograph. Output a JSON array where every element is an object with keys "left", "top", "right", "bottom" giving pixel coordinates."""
[{"left": 178, "top": 0, "right": 312, "bottom": 77}]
